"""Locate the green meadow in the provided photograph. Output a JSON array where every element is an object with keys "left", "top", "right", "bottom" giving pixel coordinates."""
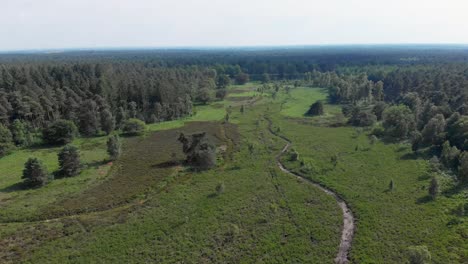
[{"left": 0, "top": 83, "right": 467, "bottom": 263}]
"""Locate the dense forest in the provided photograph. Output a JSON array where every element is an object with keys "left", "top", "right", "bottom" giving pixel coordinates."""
[{"left": 1, "top": 47, "right": 468, "bottom": 178}]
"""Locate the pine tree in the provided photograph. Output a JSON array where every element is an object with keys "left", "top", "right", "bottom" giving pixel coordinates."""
[
  {"left": 429, "top": 177, "right": 439, "bottom": 200},
  {"left": 22, "top": 158, "right": 49, "bottom": 187},
  {"left": 58, "top": 145, "right": 81, "bottom": 177},
  {"left": 100, "top": 108, "right": 115, "bottom": 135},
  {"left": 107, "top": 135, "right": 122, "bottom": 161}
]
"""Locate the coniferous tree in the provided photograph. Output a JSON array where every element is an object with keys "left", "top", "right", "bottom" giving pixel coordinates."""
[
  {"left": 107, "top": 135, "right": 122, "bottom": 161},
  {"left": 22, "top": 158, "right": 49, "bottom": 187},
  {"left": 0, "top": 124, "right": 14, "bottom": 158},
  {"left": 100, "top": 108, "right": 115, "bottom": 135},
  {"left": 58, "top": 145, "right": 81, "bottom": 177}
]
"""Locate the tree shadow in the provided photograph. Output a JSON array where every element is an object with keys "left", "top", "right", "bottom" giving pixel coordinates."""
[
  {"left": 416, "top": 195, "right": 433, "bottom": 204},
  {"left": 151, "top": 160, "right": 180, "bottom": 169},
  {"left": 0, "top": 182, "right": 26, "bottom": 193},
  {"left": 206, "top": 193, "right": 218, "bottom": 198}
]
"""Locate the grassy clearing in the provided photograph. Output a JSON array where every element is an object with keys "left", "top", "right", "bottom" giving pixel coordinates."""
[
  {"left": 272, "top": 88, "right": 468, "bottom": 263},
  {"left": 280, "top": 87, "right": 341, "bottom": 118},
  {"left": 3, "top": 94, "right": 343, "bottom": 263}
]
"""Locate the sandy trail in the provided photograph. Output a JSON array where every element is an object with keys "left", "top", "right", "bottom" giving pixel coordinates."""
[{"left": 266, "top": 117, "right": 355, "bottom": 264}]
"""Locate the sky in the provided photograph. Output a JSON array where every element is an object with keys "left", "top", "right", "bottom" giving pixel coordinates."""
[{"left": 1, "top": 0, "right": 468, "bottom": 51}]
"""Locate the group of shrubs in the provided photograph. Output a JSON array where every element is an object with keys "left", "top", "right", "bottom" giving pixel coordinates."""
[
  {"left": 22, "top": 135, "right": 122, "bottom": 188},
  {"left": 19, "top": 115, "right": 140, "bottom": 188}
]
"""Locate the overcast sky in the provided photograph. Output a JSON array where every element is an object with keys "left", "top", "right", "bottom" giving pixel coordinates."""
[{"left": 2, "top": 0, "right": 468, "bottom": 51}]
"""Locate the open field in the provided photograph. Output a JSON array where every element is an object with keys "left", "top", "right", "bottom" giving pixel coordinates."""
[
  {"left": 274, "top": 87, "right": 468, "bottom": 263},
  {"left": 0, "top": 84, "right": 344, "bottom": 263}
]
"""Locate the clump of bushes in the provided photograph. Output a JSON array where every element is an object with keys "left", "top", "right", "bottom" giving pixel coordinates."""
[
  {"left": 0, "top": 124, "right": 14, "bottom": 158},
  {"left": 178, "top": 132, "right": 216, "bottom": 170},
  {"left": 121, "top": 118, "right": 146, "bottom": 136},
  {"left": 305, "top": 101, "right": 324, "bottom": 116},
  {"left": 42, "top": 119, "right": 78, "bottom": 145}
]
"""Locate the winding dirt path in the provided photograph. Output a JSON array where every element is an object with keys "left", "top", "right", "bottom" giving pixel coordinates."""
[{"left": 266, "top": 117, "right": 355, "bottom": 264}]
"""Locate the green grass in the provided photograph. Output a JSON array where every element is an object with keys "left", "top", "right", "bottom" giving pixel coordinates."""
[
  {"left": 280, "top": 87, "right": 341, "bottom": 118},
  {"left": 8, "top": 100, "right": 343, "bottom": 263},
  {"left": 271, "top": 88, "right": 468, "bottom": 263},
  {"left": 3, "top": 83, "right": 467, "bottom": 263}
]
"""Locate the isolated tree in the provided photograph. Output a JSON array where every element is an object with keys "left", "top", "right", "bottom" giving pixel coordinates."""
[
  {"left": 122, "top": 118, "right": 146, "bottom": 136},
  {"left": 22, "top": 158, "right": 49, "bottom": 187},
  {"left": 331, "top": 154, "right": 338, "bottom": 168},
  {"left": 215, "top": 182, "right": 225, "bottom": 195},
  {"left": 178, "top": 132, "right": 216, "bottom": 170},
  {"left": 107, "top": 135, "right": 122, "bottom": 160},
  {"left": 100, "top": 108, "right": 115, "bottom": 135},
  {"left": 240, "top": 105, "right": 245, "bottom": 114},
  {"left": 389, "top": 179, "right": 395, "bottom": 191},
  {"left": 458, "top": 152, "right": 468, "bottom": 182},
  {"left": 305, "top": 101, "right": 324, "bottom": 116},
  {"left": 0, "top": 124, "right": 14, "bottom": 158},
  {"left": 407, "top": 245, "right": 431, "bottom": 264},
  {"left": 42, "top": 119, "right": 78, "bottom": 145},
  {"left": 58, "top": 145, "right": 81, "bottom": 177},
  {"left": 290, "top": 149, "right": 299, "bottom": 161},
  {"left": 429, "top": 176, "right": 439, "bottom": 200}
]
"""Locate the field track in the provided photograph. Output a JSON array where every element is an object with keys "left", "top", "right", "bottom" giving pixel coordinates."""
[{"left": 266, "top": 116, "right": 355, "bottom": 264}]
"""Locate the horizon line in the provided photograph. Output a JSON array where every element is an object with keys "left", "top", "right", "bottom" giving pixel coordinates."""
[{"left": 1, "top": 43, "right": 468, "bottom": 54}]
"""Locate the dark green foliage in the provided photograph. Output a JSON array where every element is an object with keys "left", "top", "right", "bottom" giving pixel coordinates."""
[
  {"left": 196, "top": 88, "right": 212, "bottom": 105},
  {"left": 261, "top": 73, "right": 271, "bottom": 83},
  {"left": 389, "top": 179, "right": 394, "bottom": 191},
  {"left": 58, "top": 145, "right": 81, "bottom": 177},
  {"left": 458, "top": 152, "right": 468, "bottom": 182},
  {"left": 407, "top": 245, "right": 431, "bottom": 264},
  {"left": 0, "top": 124, "right": 14, "bottom": 158},
  {"left": 382, "top": 105, "right": 416, "bottom": 138},
  {"left": 240, "top": 105, "right": 245, "bottom": 114},
  {"left": 215, "top": 89, "right": 227, "bottom": 100},
  {"left": 215, "top": 182, "right": 225, "bottom": 195},
  {"left": 456, "top": 203, "right": 465, "bottom": 217},
  {"left": 372, "top": 101, "right": 387, "bottom": 120},
  {"left": 429, "top": 177, "right": 439, "bottom": 200},
  {"left": 235, "top": 72, "right": 249, "bottom": 85},
  {"left": 42, "top": 120, "right": 78, "bottom": 145},
  {"left": 421, "top": 114, "right": 446, "bottom": 145},
  {"left": 122, "top": 119, "right": 146, "bottom": 136},
  {"left": 410, "top": 131, "right": 423, "bottom": 152},
  {"left": 349, "top": 111, "right": 377, "bottom": 127},
  {"left": 107, "top": 135, "right": 122, "bottom": 161},
  {"left": 100, "top": 108, "right": 115, "bottom": 135},
  {"left": 79, "top": 99, "right": 100, "bottom": 136},
  {"left": 440, "top": 141, "right": 460, "bottom": 169},
  {"left": 447, "top": 115, "right": 468, "bottom": 150},
  {"left": 216, "top": 74, "right": 231, "bottom": 89},
  {"left": 10, "top": 119, "right": 30, "bottom": 146},
  {"left": 178, "top": 132, "right": 216, "bottom": 170},
  {"left": 305, "top": 101, "right": 324, "bottom": 116},
  {"left": 22, "top": 158, "right": 49, "bottom": 187}
]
